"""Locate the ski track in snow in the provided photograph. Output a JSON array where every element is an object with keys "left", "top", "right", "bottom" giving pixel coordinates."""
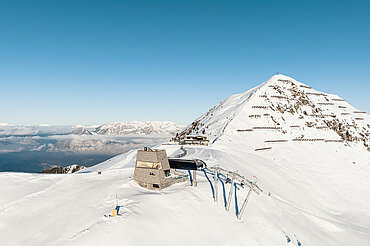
[
  {"left": 69, "top": 200, "right": 139, "bottom": 240},
  {"left": 271, "top": 195, "right": 370, "bottom": 236},
  {"left": 0, "top": 177, "right": 65, "bottom": 214}
]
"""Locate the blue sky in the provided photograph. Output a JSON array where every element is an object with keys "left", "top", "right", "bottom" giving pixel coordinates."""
[{"left": 0, "top": 0, "right": 369, "bottom": 125}]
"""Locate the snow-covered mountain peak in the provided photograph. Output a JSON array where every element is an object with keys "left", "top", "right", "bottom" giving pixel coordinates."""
[
  {"left": 71, "top": 127, "right": 93, "bottom": 135},
  {"left": 94, "top": 121, "right": 183, "bottom": 135},
  {"left": 252, "top": 74, "right": 314, "bottom": 96},
  {"left": 176, "top": 75, "right": 369, "bottom": 149}
]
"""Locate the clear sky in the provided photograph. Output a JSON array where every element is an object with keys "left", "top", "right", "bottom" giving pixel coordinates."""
[{"left": 1, "top": 0, "right": 369, "bottom": 126}]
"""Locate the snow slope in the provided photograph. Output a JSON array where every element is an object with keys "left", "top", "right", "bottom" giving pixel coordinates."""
[
  {"left": 1, "top": 75, "right": 369, "bottom": 246},
  {"left": 176, "top": 74, "right": 369, "bottom": 148}
]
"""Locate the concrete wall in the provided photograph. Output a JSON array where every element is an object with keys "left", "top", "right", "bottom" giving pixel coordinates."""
[{"left": 134, "top": 149, "right": 173, "bottom": 189}]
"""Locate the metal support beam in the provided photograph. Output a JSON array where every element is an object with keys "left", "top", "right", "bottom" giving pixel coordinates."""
[
  {"left": 218, "top": 174, "right": 227, "bottom": 208},
  {"left": 234, "top": 183, "right": 239, "bottom": 217},
  {"left": 226, "top": 171, "right": 236, "bottom": 211},
  {"left": 188, "top": 170, "right": 193, "bottom": 186},
  {"left": 237, "top": 183, "right": 254, "bottom": 220},
  {"left": 202, "top": 169, "right": 214, "bottom": 199},
  {"left": 207, "top": 166, "right": 262, "bottom": 194},
  {"left": 214, "top": 166, "right": 219, "bottom": 203},
  {"left": 192, "top": 170, "right": 197, "bottom": 187}
]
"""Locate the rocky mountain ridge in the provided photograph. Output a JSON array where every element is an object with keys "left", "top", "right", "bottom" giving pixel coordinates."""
[
  {"left": 41, "top": 164, "right": 85, "bottom": 174},
  {"left": 175, "top": 74, "right": 369, "bottom": 150}
]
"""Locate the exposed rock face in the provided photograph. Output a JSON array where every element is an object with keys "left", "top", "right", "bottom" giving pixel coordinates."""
[
  {"left": 71, "top": 127, "right": 93, "bottom": 135},
  {"left": 41, "top": 164, "right": 85, "bottom": 174}
]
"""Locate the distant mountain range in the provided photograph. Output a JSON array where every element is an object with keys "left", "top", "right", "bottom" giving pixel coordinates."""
[
  {"left": 0, "top": 121, "right": 184, "bottom": 155},
  {"left": 0, "top": 121, "right": 184, "bottom": 137},
  {"left": 0, "top": 124, "right": 73, "bottom": 137},
  {"left": 73, "top": 121, "right": 183, "bottom": 136}
]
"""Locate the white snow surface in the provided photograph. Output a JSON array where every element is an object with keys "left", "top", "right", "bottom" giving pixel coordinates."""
[{"left": 1, "top": 75, "right": 369, "bottom": 246}]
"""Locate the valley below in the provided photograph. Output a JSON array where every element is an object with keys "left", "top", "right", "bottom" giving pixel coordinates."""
[{"left": 0, "top": 121, "right": 181, "bottom": 172}]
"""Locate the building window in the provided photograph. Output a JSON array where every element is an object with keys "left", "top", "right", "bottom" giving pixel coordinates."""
[
  {"left": 164, "top": 170, "right": 171, "bottom": 177},
  {"left": 136, "top": 161, "right": 161, "bottom": 169},
  {"left": 153, "top": 184, "right": 160, "bottom": 188}
]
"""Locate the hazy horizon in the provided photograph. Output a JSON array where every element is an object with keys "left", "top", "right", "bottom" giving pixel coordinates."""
[{"left": 1, "top": 0, "right": 369, "bottom": 125}]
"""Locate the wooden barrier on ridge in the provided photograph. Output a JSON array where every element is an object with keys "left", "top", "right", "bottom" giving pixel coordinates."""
[
  {"left": 325, "top": 139, "right": 344, "bottom": 142},
  {"left": 237, "top": 129, "right": 253, "bottom": 132},
  {"left": 253, "top": 126, "right": 282, "bottom": 130},
  {"left": 264, "top": 140, "right": 288, "bottom": 143},
  {"left": 271, "top": 95, "right": 288, "bottom": 99},
  {"left": 331, "top": 98, "right": 345, "bottom": 101},
  {"left": 306, "top": 92, "right": 327, "bottom": 96},
  {"left": 299, "top": 85, "right": 312, "bottom": 89},
  {"left": 278, "top": 79, "right": 292, "bottom": 83},
  {"left": 309, "top": 114, "right": 336, "bottom": 118},
  {"left": 316, "top": 126, "right": 329, "bottom": 129},
  {"left": 252, "top": 106, "right": 270, "bottom": 109},
  {"left": 292, "top": 138, "right": 325, "bottom": 142},
  {"left": 255, "top": 147, "right": 272, "bottom": 151}
]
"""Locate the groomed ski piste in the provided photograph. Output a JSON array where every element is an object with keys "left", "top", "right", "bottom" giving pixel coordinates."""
[{"left": 1, "top": 75, "right": 369, "bottom": 245}]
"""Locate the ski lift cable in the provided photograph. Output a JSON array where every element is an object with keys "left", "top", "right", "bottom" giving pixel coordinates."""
[
  {"left": 208, "top": 166, "right": 262, "bottom": 193},
  {"left": 203, "top": 169, "right": 246, "bottom": 189}
]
